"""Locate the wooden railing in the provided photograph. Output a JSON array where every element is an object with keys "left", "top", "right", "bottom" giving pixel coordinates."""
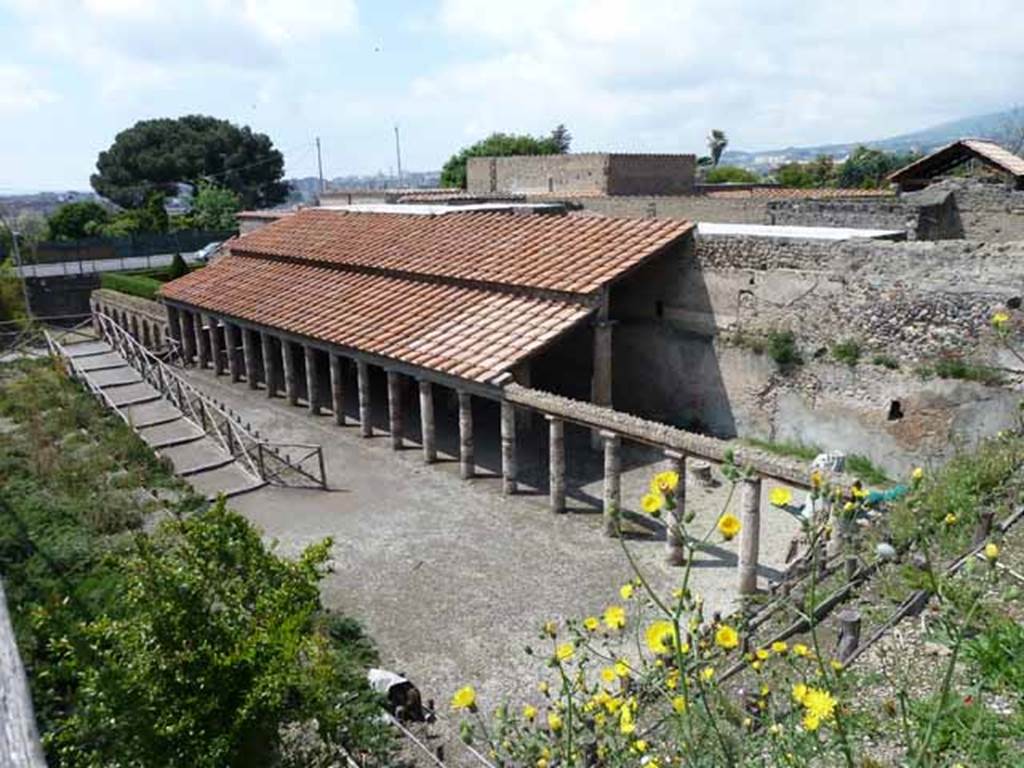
[{"left": 89, "top": 313, "right": 328, "bottom": 490}]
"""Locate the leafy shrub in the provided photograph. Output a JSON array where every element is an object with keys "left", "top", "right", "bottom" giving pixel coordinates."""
[
  {"left": 767, "top": 330, "right": 802, "bottom": 366},
  {"left": 846, "top": 453, "right": 890, "bottom": 485},
  {"left": 918, "top": 357, "right": 1005, "bottom": 386},
  {"left": 704, "top": 165, "right": 761, "bottom": 184},
  {"left": 169, "top": 251, "right": 189, "bottom": 279},
  {"left": 100, "top": 271, "right": 164, "bottom": 300},
  {"left": 871, "top": 353, "right": 900, "bottom": 370},
  {"left": 831, "top": 338, "right": 862, "bottom": 366},
  {"left": 965, "top": 619, "right": 1024, "bottom": 694}
]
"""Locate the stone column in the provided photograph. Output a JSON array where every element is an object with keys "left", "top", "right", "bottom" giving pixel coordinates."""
[
  {"left": 590, "top": 293, "right": 613, "bottom": 449},
  {"left": 241, "top": 328, "right": 258, "bottom": 390},
  {"left": 387, "top": 371, "right": 403, "bottom": 449},
  {"left": 458, "top": 391, "right": 474, "bottom": 479},
  {"left": 419, "top": 380, "right": 436, "bottom": 463},
  {"left": 500, "top": 401, "right": 517, "bottom": 495},
  {"left": 602, "top": 431, "right": 621, "bottom": 537},
  {"left": 663, "top": 450, "right": 687, "bottom": 566},
  {"left": 260, "top": 332, "right": 276, "bottom": 397},
  {"left": 304, "top": 346, "right": 321, "bottom": 415},
  {"left": 548, "top": 416, "right": 566, "bottom": 513},
  {"left": 329, "top": 353, "right": 345, "bottom": 426},
  {"left": 208, "top": 317, "right": 224, "bottom": 376},
  {"left": 357, "top": 360, "right": 372, "bottom": 437},
  {"left": 181, "top": 311, "right": 196, "bottom": 363},
  {"left": 167, "top": 305, "right": 182, "bottom": 347},
  {"left": 193, "top": 313, "right": 209, "bottom": 369},
  {"left": 224, "top": 323, "right": 241, "bottom": 382},
  {"left": 738, "top": 476, "right": 763, "bottom": 596},
  {"left": 281, "top": 339, "right": 299, "bottom": 406}
]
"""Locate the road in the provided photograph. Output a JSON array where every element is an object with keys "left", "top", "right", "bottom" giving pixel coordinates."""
[{"left": 15, "top": 250, "right": 207, "bottom": 278}]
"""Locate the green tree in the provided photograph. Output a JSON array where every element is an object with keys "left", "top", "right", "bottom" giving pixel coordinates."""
[
  {"left": 91, "top": 115, "right": 288, "bottom": 209},
  {"left": 0, "top": 258, "right": 27, "bottom": 323},
  {"left": 550, "top": 123, "right": 572, "bottom": 153},
  {"left": 190, "top": 181, "right": 242, "bottom": 230},
  {"left": 776, "top": 155, "right": 837, "bottom": 188},
  {"left": 440, "top": 129, "right": 564, "bottom": 189},
  {"left": 838, "top": 146, "right": 917, "bottom": 188},
  {"left": 46, "top": 201, "right": 110, "bottom": 240},
  {"left": 41, "top": 500, "right": 390, "bottom": 767},
  {"left": 704, "top": 165, "right": 759, "bottom": 183},
  {"left": 706, "top": 129, "right": 728, "bottom": 166},
  {"left": 168, "top": 252, "right": 190, "bottom": 279}
]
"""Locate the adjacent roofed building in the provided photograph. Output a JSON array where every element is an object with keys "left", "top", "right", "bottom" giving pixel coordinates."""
[
  {"left": 159, "top": 208, "right": 696, "bottom": 478},
  {"left": 466, "top": 153, "right": 696, "bottom": 197},
  {"left": 888, "top": 138, "right": 1024, "bottom": 192}
]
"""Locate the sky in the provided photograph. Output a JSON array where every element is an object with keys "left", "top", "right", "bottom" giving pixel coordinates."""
[{"left": 2, "top": 0, "right": 1024, "bottom": 192}]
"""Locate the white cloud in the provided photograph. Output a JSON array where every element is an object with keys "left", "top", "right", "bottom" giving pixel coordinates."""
[
  {"left": 0, "top": 65, "right": 57, "bottom": 114},
  {"left": 421, "top": 0, "right": 1024, "bottom": 153},
  {"left": 2, "top": 0, "right": 358, "bottom": 95}
]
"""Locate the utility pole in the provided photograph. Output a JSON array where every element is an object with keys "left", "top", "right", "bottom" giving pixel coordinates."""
[
  {"left": 394, "top": 124, "right": 403, "bottom": 185},
  {"left": 315, "top": 137, "right": 325, "bottom": 194}
]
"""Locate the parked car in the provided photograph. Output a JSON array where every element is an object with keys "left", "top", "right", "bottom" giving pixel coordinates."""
[{"left": 194, "top": 241, "right": 222, "bottom": 264}]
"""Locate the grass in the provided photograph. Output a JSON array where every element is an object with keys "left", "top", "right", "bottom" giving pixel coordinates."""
[
  {"left": 767, "top": 329, "right": 802, "bottom": 367},
  {"left": 846, "top": 453, "right": 891, "bottom": 485},
  {"left": 831, "top": 338, "right": 862, "bottom": 366},
  {"left": 871, "top": 353, "right": 900, "bottom": 370},
  {"left": 100, "top": 271, "right": 165, "bottom": 300},
  {"left": 917, "top": 356, "right": 1006, "bottom": 386}
]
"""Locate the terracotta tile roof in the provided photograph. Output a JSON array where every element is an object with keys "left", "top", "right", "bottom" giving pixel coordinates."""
[
  {"left": 229, "top": 208, "right": 691, "bottom": 295},
  {"left": 162, "top": 210, "right": 693, "bottom": 383},
  {"left": 888, "top": 138, "right": 1024, "bottom": 184}
]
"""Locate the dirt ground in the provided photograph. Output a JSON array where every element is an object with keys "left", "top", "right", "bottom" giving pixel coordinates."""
[{"left": 181, "top": 367, "right": 805, "bottom": 764}]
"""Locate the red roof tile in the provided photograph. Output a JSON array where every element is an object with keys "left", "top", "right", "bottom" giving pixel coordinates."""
[{"left": 162, "top": 210, "right": 693, "bottom": 383}]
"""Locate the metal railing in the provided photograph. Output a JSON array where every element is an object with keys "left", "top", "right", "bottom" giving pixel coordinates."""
[{"left": 92, "top": 312, "right": 328, "bottom": 490}]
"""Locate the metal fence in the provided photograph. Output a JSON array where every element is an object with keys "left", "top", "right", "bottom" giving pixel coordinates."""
[{"left": 9, "top": 229, "right": 236, "bottom": 266}]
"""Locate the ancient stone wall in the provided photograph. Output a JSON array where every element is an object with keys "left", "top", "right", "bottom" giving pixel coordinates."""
[
  {"left": 918, "top": 180, "right": 1024, "bottom": 241},
  {"left": 90, "top": 288, "right": 169, "bottom": 349},
  {"left": 467, "top": 154, "right": 695, "bottom": 196},
  {"left": 765, "top": 199, "right": 914, "bottom": 231},
  {"left": 605, "top": 236, "right": 1023, "bottom": 474}
]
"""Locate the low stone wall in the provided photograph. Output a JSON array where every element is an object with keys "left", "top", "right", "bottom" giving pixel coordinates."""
[
  {"left": 765, "top": 198, "right": 914, "bottom": 231},
  {"left": 923, "top": 180, "right": 1024, "bottom": 241},
  {"left": 89, "top": 288, "right": 169, "bottom": 349}
]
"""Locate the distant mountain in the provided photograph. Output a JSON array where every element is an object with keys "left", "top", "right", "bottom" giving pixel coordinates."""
[{"left": 722, "top": 107, "right": 1024, "bottom": 171}]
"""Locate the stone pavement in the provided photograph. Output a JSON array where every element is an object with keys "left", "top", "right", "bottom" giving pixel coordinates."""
[{"left": 180, "top": 366, "right": 805, "bottom": 764}]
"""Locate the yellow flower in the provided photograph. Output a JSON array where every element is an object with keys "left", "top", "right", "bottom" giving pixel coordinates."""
[
  {"left": 630, "top": 739, "right": 648, "bottom": 754},
  {"left": 641, "top": 492, "right": 664, "bottom": 516},
  {"left": 451, "top": 685, "right": 477, "bottom": 711},
  {"left": 523, "top": 704, "right": 537, "bottom": 720},
  {"left": 700, "top": 666, "right": 715, "bottom": 682},
  {"left": 771, "top": 641, "right": 788, "bottom": 654},
  {"left": 644, "top": 620, "right": 677, "bottom": 655},
  {"left": 769, "top": 487, "right": 793, "bottom": 507},
  {"left": 792, "top": 683, "right": 808, "bottom": 704},
  {"left": 603, "top": 604, "right": 626, "bottom": 630},
  {"left": 547, "top": 711, "right": 563, "bottom": 732},
  {"left": 992, "top": 311, "right": 1010, "bottom": 329},
  {"left": 803, "top": 712, "right": 821, "bottom": 732},
  {"left": 538, "top": 681, "right": 550, "bottom": 695},
  {"left": 715, "top": 624, "right": 739, "bottom": 650},
  {"left": 583, "top": 616, "right": 600, "bottom": 632},
  {"left": 672, "top": 695, "right": 687, "bottom": 713},
  {"left": 755, "top": 648, "right": 770, "bottom": 661},
  {"left": 803, "top": 687, "right": 837, "bottom": 722},
  {"left": 851, "top": 485, "right": 868, "bottom": 500},
  {"left": 911, "top": 466, "right": 924, "bottom": 482},
  {"left": 751, "top": 660, "right": 763, "bottom": 672},
  {"left": 543, "top": 620, "right": 558, "bottom": 638},
  {"left": 614, "top": 660, "right": 631, "bottom": 678},
  {"left": 600, "top": 666, "right": 617, "bottom": 685},
  {"left": 985, "top": 542, "right": 1000, "bottom": 562},
  {"left": 619, "top": 700, "right": 636, "bottom": 734},
  {"left": 717, "top": 513, "right": 741, "bottom": 541},
  {"left": 944, "top": 513, "right": 957, "bottom": 526},
  {"left": 830, "top": 660, "right": 844, "bottom": 672},
  {"left": 652, "top": 470, "right": 680, "bottom": 493},
  {"left": 810, "top": 469, "right": 823, "bottom": 488},
  {"left": 792, "top": 643, "right": 810, "bottom": 657},
  {"left": 620, "top": 583, "right": 635, "bottom": 600},
  {"left": 843, "top": 501, "right": 855, "bottom": 513},
  {"left": 769, "top": 723, "right": 783, "bottom": 736},
  {"left": 555, "top": 642, "right": 574, "bottom": 662}
]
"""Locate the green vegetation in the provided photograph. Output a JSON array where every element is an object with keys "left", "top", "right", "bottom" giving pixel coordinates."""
[
  {"left": 169, "top": 251, "right": 190, "bottom": 279},
  {"left": 743, "top": 436, "right": 822, "bottom": 461},
  {"left": 845, "top": 453, "right": 891, "bottom": 485},
  {"left": 0, "top": 361, "right": 390, "bottom": 766},
  {"left": 773, "top": 146, "right": 920, "bottom": 189},
  {"left": 0, "top": 258, "right": 26, "bottom": 324},
  {"left": 189, "top": 180, "right": 242, "bottom": 230},
  {"left": 706, "top": 128, "right": 728, "bottom": 166},
  {"left": 45, "top": 200, "right": 111, "bottom": 239},
  {"left": 440, "top": 125, "right": 571, "bottom": 189},
  {"left": 831, "top": 338, "right": 862, "bottom": 366},
  {"left": 767, "top": 329, "right": 802, "bottom": 367},
  {"left": 871, "top": 353, "right": 900, "bottom": 370},
  {"left": 100, "top": 271, "right": 165, "bottom": 300},
  {"left": 92, "top": 115, "right": 287, "bottom": 208},
  {"left": 703, "top": 165, "right": 760, "bottom": 183},
  {"left": 917, "top": 356, "right": 1005, "bottom": 386}
]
